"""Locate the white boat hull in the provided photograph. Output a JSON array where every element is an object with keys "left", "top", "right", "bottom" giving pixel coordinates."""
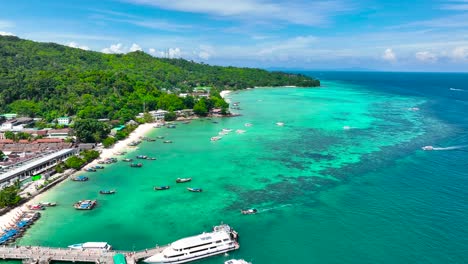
[{"left": 144, "top": 244, "right": 239, "bottom": 264}]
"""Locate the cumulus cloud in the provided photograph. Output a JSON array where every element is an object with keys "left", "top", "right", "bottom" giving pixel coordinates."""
[
  {"left": 147, "top": 47, "right": 182, "bottom": 58},
  {"left": 102, "top": 43, "right": 125, "bottom": 54},
  {"left": 0, "top": 31, "right": 15, "bottom": 36},
  {"left": 452, "top": 46, "right": 468, "bottom": 61},
  {"left": 382, "top": 48, "right": 397, "bottom": 62},
  {"left": 129, "top": 43, "right": 142, "bottom": 52},
  {"left": 168, "top": 48, "right": 182, "bottom": 58},
  {"left": 415, "top": 51, "right": 437, "bottom": 62},
  {"left": 67, "top": 42, "right": 90, "bottom": 50}
]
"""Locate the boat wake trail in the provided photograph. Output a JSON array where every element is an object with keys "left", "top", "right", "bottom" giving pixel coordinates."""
[
  {"left": 449, "top": 88, "right": 465, "bottom": 92},
  {"left": 432, "top": 145, "right": 468, "bottom": 151},
  {"left": 258, "top": 204, "right": 292, "bottom": 213}
]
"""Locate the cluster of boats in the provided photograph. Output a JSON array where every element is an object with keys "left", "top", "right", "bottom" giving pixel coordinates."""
[
  {"left": 128, "top": 140, "right": 142, "bottom": 147},
  {"left": 28, "top": 202, "right": 57, "bottom": 210},
  {"left": 84, "top": 165, "right": 105, "bottom": 172},
  {"left": 73, "top": 200, "right": 97, "bottom": 210},
  {"left": 211, "top": 128, "right": 246, "bottom": 141},
  {"left": 0, "top": 211, "right": 41, "bottom": 245},
  {"left": 154, "top": 178, "right": 203, "bottom": 192},
  {"left": 136, "top": 155, "right": 157, "bottom": 160},
  {"left": 97, "top": 158, "right": 118, "bottom": 164}
]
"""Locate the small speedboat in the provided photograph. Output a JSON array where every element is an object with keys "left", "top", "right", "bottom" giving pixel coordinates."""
[
  {"left": 94, "top": 165, "right": 105, "bottom": 169},
  {"left": 147, "top": 157, "right": 157, "bottom": 160},
  {"left": 73, "top": 200, "right": 97, "bottom": 210},
  {"left": 28, "top": 204, "right": 45, "bottom": 210},
  {"left": 211, "top": 136, "right": 222, "bottom": 141},
  {"left": 154, "top": 186, "right": 170, "bottom": 191},
  {"left": 163, "top": 140, "right": 173, "bottom": 143},
  {"left": 276, "top": 122, "right": 284, "bottom": 126},
  {"left": 222, "top": 128, "right": 232, "bottom": 132},
  {"left": 130, "top": 163, "right": 143, "bottom": 168},
  {"left": 136, "top": 155, "right": 148, "bottom": 159},
  {"left": 72, "top": 176, "right": 89, "bottom": 181},
  {"left": 84, "top": 167, "right": 96, "bottom": 172},
  {"left": 122, "top": 158, "right": 133, "bottom": 162},
  {"left": 156, "top": 136, "right": 165, "bottom": 139},
  {"left": 176, "top": 178, "right": 192, "bottom": 183},
  {"left": 187, "top": 187, "right": 203, "bottom": 192},
  {"left": 241, "top": 208, "right": 258, "bottom": 215},
  {"left": 99, "top": 190, "right": 116, "bottom": 194},
  {"left": 422, "top": 146, "right": 434, "bottom": 151},
  {"left": 39, "top": 202, "right": 57, "bottom": 207}
]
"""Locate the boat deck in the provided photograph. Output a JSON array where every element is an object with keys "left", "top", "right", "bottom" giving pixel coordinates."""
[{"left": 0, "top": 244, "right": 168, "bottom": 264}]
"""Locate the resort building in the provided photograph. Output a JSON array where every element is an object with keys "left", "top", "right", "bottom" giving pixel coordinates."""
[
  {"left": 149, "top": 109, "right": 169, "bottom": 120},
  {"left": 56, "top": 116, "right": 71, "bottom": 126}
]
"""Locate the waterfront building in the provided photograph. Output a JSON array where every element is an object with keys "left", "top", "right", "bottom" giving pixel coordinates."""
[{"left": 0, "top": 148, "right": 78, "bottom": 189}]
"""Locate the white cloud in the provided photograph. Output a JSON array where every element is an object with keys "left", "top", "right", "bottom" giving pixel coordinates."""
[
  {"left": 382, "top": 48, "right": 397, "bottom": 62},
  {"left": 102, "top": 43, "right": 125, "bottom": 54},
  {"left": 0, "top": 31, "right": 15, "bottom": 36},
  {"left": 168, "top": 48, "right": 182, "bottom": 58},
  {"left": 198, "top": 51, "right": 211, "bottom": 60},
  {"left": 452, "top": 46, "right": 468, "bottom": 61},
  {"left": 123, "top": 0, "right": 350, "bottom": 26},
  {"left": 415, "top": 51, "right": 437, "bottom": 62},
  {"left": 67, "top": 42, "right": 90, "bottom": 50},
  {"left": 0, "top": 20, "right": 14, "bottom": 29},
  {"left": 129, "top": 43, "right": 142, "bottom": 52},
  {"left": 147, "top": 47, "right": 181, "bottom": 58}
]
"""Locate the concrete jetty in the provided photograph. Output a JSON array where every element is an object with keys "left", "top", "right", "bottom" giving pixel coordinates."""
[{"left": 0, "top": 244, "right": 168, "bottom": 264}]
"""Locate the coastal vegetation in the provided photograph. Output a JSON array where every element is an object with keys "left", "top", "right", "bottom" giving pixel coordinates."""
[
  {"left": 0, "top": 35, "right": 320, "bottom": 123},
  {"left": 0, "top": 184, "right": 21, "bottom": 208}
]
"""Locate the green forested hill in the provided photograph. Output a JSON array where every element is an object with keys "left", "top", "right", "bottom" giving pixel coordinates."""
[{"left": 0, "top": 36, "right": 320, "bottom": 121}]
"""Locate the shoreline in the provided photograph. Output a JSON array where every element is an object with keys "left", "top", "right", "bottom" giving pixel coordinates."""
[
  {"left": 0, "top": 123, "right": 156, "bottom": 234},
  {"left": 87, "top": 123, "right": 155, "bottom": 168}
]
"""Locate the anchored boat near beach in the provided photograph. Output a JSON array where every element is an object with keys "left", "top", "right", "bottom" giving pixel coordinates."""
[
  {"left": 68, "top": 242, "right": 112, "bottom": 251},
  {"left": 143, "top": 224, "right": 239, "bottom": 264}
]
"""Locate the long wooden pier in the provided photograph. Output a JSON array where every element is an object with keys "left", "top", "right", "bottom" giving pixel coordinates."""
[{"left": 0, "top": 245, "right": 169, "bottom": 264}]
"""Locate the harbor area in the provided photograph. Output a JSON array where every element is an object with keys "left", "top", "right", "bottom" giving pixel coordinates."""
[{"left": 0, "top": 244, "right": 168, "bottom": 264}]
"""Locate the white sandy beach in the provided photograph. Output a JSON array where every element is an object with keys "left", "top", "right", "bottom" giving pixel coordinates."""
[
  {"left": 220, "top": 90, "right": 231, "bottom": 100},
  {"left": 87, "top": 123, "right": 155, "bottom": 168},
  {"left": 0, "top": 123, "right": 156, "bottom": 231}
]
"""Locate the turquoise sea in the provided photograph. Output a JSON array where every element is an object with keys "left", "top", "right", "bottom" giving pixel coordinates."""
[{"left": 11, "top": 72, "right": 468, "bottom": 263}]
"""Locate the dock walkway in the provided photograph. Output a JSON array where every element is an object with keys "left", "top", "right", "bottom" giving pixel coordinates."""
[{"left": 0, "top": 245, "right": 168, "bottom": 264}]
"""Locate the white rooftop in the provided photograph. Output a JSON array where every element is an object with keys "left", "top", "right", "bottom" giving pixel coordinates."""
[{"left": 0, "top": 149, "right": 76, "bottom": 182}]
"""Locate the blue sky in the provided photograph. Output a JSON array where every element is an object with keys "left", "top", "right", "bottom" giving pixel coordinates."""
[{"left": 1, "top": 0, "right": 468, "bottom": 71}]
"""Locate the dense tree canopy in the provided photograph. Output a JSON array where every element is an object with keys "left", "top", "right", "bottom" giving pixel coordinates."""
[{"left": 0, "top": 36, "right": 320, "bottom": 122}]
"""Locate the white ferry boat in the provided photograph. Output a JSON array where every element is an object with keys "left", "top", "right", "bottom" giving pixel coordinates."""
[
  {"left": 68, "top": 242, "right": 112, "bottom": 250},
  {"left": 144, "top": 224, "right": 239, "bottom": 264}
]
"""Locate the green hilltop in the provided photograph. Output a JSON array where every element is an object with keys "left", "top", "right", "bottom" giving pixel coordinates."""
[{"left": 0, "top": 36, "right": 320, "bottom": 122}]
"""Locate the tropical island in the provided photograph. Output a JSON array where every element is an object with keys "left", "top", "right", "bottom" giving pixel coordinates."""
[{"left": 0, "top": 35, "right": 320, "bottom": 211}]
